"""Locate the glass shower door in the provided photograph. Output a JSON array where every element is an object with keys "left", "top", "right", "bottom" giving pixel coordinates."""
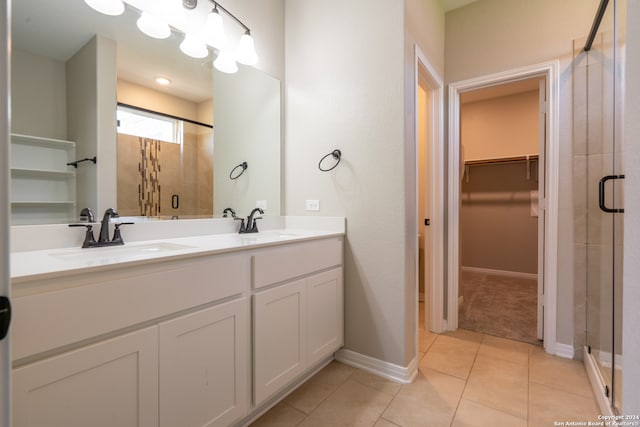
[{"left": 580, "top": 0, "right": 625, "bottom": 413}]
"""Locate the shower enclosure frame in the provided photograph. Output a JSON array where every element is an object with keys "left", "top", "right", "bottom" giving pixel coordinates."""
[{"left": 578, "top": 0, "right": 626, "bottom": 416}]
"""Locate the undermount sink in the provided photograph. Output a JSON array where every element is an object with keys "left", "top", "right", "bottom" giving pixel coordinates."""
[{"left": 49, "top": 242, "right": 195, "bottom": 262}]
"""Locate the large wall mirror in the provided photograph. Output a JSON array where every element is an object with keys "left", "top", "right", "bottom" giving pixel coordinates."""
[{"left": 10, "top": 0, "right": 281, "bottom": 225}]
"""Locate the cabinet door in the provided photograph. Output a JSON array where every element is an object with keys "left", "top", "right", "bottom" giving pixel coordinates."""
[
  {"left": 13, "top": 326, "right": 158, "bottom": 427},
  {"left": 306, "top": 268, "right": 344, "bottom": 367},
  {"left": 253, "top": 279, "right": 306, "bottom": 406},
  {"left": 159, "top": 298, "right": 248, "bottom": 427}
]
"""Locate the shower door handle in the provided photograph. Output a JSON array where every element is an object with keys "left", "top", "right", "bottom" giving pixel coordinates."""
[{"left": 598, "top": 175, "right": 625, "bottom": 213}]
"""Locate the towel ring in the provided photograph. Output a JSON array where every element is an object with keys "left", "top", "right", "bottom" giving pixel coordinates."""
[
  {"left": 229, "top": 162, "right": 248, "bottom": 180},
  {"left": 318, "top": 149, "right": 341, "bottom": 172}
]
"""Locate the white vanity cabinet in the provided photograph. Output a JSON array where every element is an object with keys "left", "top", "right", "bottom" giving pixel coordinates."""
[
  {"left": 13, "top": 326, "right": 159, "bottom": 427},
  {"left": 10, "top": 232, "right": 345, "bottom": 426},
  {"left": 11, "top": 252, "right": 251, "bottom": 427},
  {"left": 159, "top": 298, "right": 248, "bottom": 427},
  {"left": 252, "top": 238, "right": 344, "bottom": 406}
]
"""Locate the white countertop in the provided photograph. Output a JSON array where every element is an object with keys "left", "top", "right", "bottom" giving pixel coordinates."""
[{"left": 11, "top": 227, "right": 344, "bottom": 283}]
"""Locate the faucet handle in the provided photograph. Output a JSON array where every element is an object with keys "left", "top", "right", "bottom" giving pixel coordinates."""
[
  {"left": 112, "top": 222, "right": 134, "bottom": 244},
  {"left": 69, "top": 223, "right": 97, "bottom": 248},
  {"left": 234, "top": 217, "right": 246, "bottom": 233}
]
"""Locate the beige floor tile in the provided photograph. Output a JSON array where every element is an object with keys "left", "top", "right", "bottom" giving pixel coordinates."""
[
  {"left": 529, "top": 347, "right": 593, "bottom": 397},
  {"left": 462, "top": 353, "right": 528, "bottom": 419},
  {"left": 249, "top": 402, "right": 306, "bottom": 427},
  {"left": 452, "top": 399, "right": 527, "bottom": 427},
  {"left": 382, "top": 367, "right": 466, "bottom": 427},
  {"left": 478, "top": 334, "right": 531, "bottom": 365},
  {"left": 298, "top": 380, "right": 393, "bottom": 427},
  {"left": 350, "top": 369, "right": 402, "bottom": 396},
  {"left": 419, "top": 329, "right": 438, "bottom": 353},
  {"left": 529, "top": 381, "right": 600, "bottom": 426},
  {"left": 442, "top": 328, "right": 484, "bottom": 344},
  {"left": 420, "top": 335, "right": 480, "bottom": 379},
  {"left": 285, "top": 361, "right": 355, "bottom": 414}
]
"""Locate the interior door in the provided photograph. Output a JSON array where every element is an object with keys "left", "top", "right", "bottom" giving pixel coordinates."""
[
  {"left": 537, "top": 78, "right": 548, "bottom": 340},
  {"left": 0, "top": 1, "right": 11, "bottom": 425},
  {"left": 418, "top": 75, "right": 432, "bottom": 330}
]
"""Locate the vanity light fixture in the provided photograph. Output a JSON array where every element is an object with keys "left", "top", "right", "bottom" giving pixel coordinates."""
[
  {"left": 155, "top": 77, "right": 171, "bottom": 85},
  {"left": 235, "top": 30, "right": 258, "bottom": 65},
  {"left": 180, "top": 34, "right": 209, "bottom": 59},
  {"left": 137, "top": 11, "right": 171, "bottom": 39},
  {"left": 213, "top": 49, "right": 238, "bottom": 74},
  {"left": 206, "top": 0, "right": 259, "bottom": 69},
  {"left": 84, "top": 0, "right": 125, "bottom": 16},
  {"left": 202, "top": 5, "right": 227, "bottom": 50}
]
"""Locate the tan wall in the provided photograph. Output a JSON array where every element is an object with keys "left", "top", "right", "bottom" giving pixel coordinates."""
[
  {"left": 116, "top": 80, "right": 204, "bottom": 124},
  {"left": 461, "top": 90, "right": 539, "bottom": 161},
  {"left": 461, "top": 162, "right": 538, "bottom": 274}
]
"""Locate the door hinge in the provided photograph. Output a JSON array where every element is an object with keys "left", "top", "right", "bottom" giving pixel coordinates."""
[
  {"left": 604, "top": 385, "right": 610, "bottom": 398},
  {"left": 0, "top": 296, "right": 11, "bottom": 341},
  {"left": 424, "top": 219, "right": 430, "bottom": 226}
]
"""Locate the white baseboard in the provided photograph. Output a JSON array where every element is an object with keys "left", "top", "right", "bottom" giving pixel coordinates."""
[
  {"left": 584, "top": 346, "right": 616, "bottom": 416},
  {"left": 546, "top": 342, "right": 575, "bottom": 359},
  {"left": 335, "top": 349, "right": 417, "bottom": 384},
  {"left": 595, "top": 349, "right": 623, "bottom": 370},
  {"left": 461, "top": 266, "right": 538, "bottom": 280}
]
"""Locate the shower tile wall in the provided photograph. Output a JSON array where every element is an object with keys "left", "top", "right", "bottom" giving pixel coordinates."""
[{"left": 117, "top": 132, "right": 213, "bottom": 218}]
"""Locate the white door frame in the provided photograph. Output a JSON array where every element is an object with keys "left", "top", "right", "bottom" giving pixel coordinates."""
[
  {"left": 414, "top": 46, "right": 445, "bottom": 334},
  {"left": 0, "top": 1, "right": 11, "bottom": 426},
  {"left": 447, "top": 61, "right": 560, "bottom": 354}
]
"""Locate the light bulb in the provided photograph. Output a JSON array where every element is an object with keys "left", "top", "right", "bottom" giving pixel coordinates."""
[
  {"left": 84, "top": 0, "right": 125, "bottom": 16},
  {"left": 235, "top": 31, "right": 258, "bottom": 65},
  {"left": 214, "top": 50, "right": 238, "bottom": 74},
  {"left": 202, "top": 8, "right": 227, "bottom": 50},
  {"left": 180, "top": 34, "right": 209, "bottom": 59},
  {"left": 137, "top": 11, "right": 171, "bottom": 39}
]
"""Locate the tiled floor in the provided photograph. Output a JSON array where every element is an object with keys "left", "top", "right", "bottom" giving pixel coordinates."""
[{"left": 251, "top": 326, "right": 600, "bottom": 426}]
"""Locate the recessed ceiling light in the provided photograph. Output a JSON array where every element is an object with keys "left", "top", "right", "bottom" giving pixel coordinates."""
[{"left": 156, "top": 77, "right": 171, "bottom": 85}]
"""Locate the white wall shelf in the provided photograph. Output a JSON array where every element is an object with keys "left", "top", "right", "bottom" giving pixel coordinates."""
[{"left": 10, "top": 133, "right": 77, "bottom": 224}]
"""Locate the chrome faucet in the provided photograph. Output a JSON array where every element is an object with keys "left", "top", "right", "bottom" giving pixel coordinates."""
[{"left": 99, "top": 208, "right": 119, "bottom": 243}]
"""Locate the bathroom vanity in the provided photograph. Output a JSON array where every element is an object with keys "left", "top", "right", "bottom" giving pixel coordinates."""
[{"left": 10, "top": 220, "right": 344, "bottom": 427}]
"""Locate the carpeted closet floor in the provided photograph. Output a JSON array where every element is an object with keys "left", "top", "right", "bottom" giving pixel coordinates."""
[{"left": 458, "top": 270, "right": 541, "bottom": 345}]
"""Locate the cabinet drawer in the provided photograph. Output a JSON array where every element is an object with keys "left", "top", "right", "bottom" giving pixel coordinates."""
[{"left": 253, "top": 237, "right": 343, "bottom": 289}]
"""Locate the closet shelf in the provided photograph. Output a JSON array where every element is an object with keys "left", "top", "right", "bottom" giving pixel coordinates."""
[
  {"left": 10, "top": 133, "right": 76, "bottom": 149},
  {"left": 464, "top": 154, "right": 539, "bottom": 166},
  {"left": 11, "top": 168, "right": 76, "bottom": 178},
  {"left": 11, "top": 201, "right": 76, "bottom": 207}
]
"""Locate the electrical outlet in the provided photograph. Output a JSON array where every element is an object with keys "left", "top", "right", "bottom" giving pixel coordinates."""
[
  {"left": 256, "top": 200, "right": 267, "bottom": 210},
  {"left": 306, "top": 199, "right": 320, "bottom": 212}
]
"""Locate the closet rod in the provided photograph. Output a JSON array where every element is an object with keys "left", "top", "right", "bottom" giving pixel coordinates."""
[
  {"left": 464, "top": 154, "right": 539, "bottom": 166},
  {"left": 584, "top": 0, "right": 610, "bottom": 52}
]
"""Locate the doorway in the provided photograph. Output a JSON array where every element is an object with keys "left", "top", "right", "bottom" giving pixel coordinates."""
[
  {"left": 448, "top": 62, "right": 562, "bottom": 355},
  {"left": 458, "top": 78, "right": 543, "bottom": 345},
  {"left": 415, "top": 47, "right": 444, "bottom": 338}
]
